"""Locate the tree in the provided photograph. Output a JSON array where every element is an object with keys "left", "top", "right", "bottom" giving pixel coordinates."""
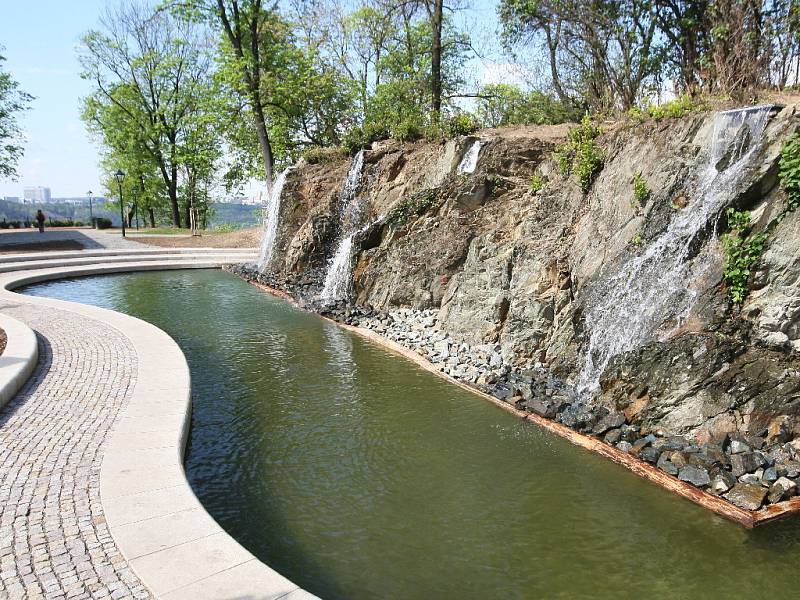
[
  {"left": 475, "top": 83, "right": 578, "bottom": 127},
  {"left": 80, "top": 3, "right": 215, "bottom": 227},
  {"left": 83, "top": 80, "right": 168, "bottom": 227},
  {"left": 769, "top": 0, "right": 800, "bottom": 88},
  {"left": 653, "top": 0, "right": 711, "bottom": 94},
  {"left": 499, "top": 0, "right": 663, "bottom": 112},
  {"left": 212, "top": 1, "right": 283, "bottom": 187},
  {"left": 0, "top": 49, "right": 33, "bottom": 180}
]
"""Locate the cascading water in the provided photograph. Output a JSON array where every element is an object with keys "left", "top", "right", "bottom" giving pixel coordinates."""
[
  {"left": 576, "top": 105, "right": 773, "bottom": 396},
  {"left": 257, "top": 168, "right": 291, "bottom": 272},
  {"left": 457, "top": 140, "right": 483, "bottom": 174},
  {"left": 321, "top": 233, "right": 355, "bottom": 302},
  {"left": 320, "top": 150, "right": 365, "bottom": 302}
]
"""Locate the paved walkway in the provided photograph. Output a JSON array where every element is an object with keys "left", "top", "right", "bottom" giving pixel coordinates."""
[
  {"left": 0, "top": 230, "right": 149, "bottom": 251},
  {"left": 0, "top": 301, "right": 151, "bottom": 599}
]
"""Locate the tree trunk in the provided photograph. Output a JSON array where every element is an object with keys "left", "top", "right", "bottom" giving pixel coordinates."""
[
  {"left": 167, "top": 158, "right": 181, "bottom": 227},
  {"left": 216, "top": 1, "right": 275, "bottom": 190},
  {"left": 430, "top": 0, "right": 443, "bottom": 116},
  {"left": 251, "top": 95, "right": 274, "bottom": 189},
  {"left": 148, "top": 207, "right": 156, "bottom": 228}
]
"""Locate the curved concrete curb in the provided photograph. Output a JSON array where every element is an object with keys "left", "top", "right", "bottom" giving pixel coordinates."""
[
  {"left": 0, "top": 313, "right": 39, "bottom": 411},
  {"left": 0, "top": 260, "right": 318, "bottom": 600}
]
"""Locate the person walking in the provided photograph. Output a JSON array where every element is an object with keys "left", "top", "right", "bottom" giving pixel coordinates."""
[{"left": 36, "top": 209, "right": 46, "bottom": 233}]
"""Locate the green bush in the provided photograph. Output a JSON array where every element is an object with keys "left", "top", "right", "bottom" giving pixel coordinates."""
[
  {"left": 445, "top": 112, "right": 480, "bottom": 137},
  {"left": 779, "top": 132, "right": 800, "bottom": 212},
  {"left": 95, "top": 217, "right": 112, "bottom": 229},
  {"left": 391, "top": 117, "right": 423, "bottom": 142},
  {"left": 342, "top": 122, "right": 390, "bottom": 154},
  {"left": 633, "top": 171, "right": 650, "bottom": 204},
  {"left": 722, "top": 208, "right": 767, "bottom": 305},
  {"left": 553, "top": 115, "right": 605, "bottom": 192},
  {"left": 47, "top": 219, "right": 84, "bottom": 227},
  {"left": 387, "top": 188, "right": 437, "bottom": 226},
  {"left": 303, "top": 146, "right": 347, "bottom": 165},
  {"left": 475, "top": 84, "right": 581, "bottom": 127},
  {"left": 718, "top": 134, "right": 800, "bottom": 305},
  {"left": 529, "top": 174, "right": 546, "bottom": 193},
  {"left": 628, "top": 94, "right": 706, "bottom": 122}
]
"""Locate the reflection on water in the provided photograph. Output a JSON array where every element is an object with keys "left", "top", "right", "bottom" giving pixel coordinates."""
[{"left": 24, "top": 270, "right": 800, "bottom": 600}]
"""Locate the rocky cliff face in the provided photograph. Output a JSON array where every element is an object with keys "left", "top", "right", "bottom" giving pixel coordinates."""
[{"left": 261, "top": 105, "right": 799, "bottom": 445}]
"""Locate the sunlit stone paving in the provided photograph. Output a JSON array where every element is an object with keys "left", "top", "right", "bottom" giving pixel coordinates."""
[{"left": 0, "top": 303, "right": 151, "bottom": 599}]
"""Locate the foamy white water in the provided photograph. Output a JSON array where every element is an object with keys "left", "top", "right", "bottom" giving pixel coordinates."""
[
  {"left": 576, "top": 105, "right": 773, "bottom": 396},
  {"left": 320, "top": 151, "right": 365, "bottom": 302},
  {"left": 257, "top": 168, "right": 291, "bottom": 272},
  {"left": 457, "top": 140, "right": 483, "bottom": 174}
]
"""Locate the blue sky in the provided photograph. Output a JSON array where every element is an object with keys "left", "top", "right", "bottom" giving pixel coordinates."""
[
  {"left": 0, "top": 0, "right": 511, "bottom": 199},
  {"left": 0, "top": 0, "right": 107, "bottom": 198}
]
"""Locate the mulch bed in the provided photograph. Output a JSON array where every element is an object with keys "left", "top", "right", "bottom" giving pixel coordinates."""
[{"left": 0, "top": 327, "right": 6, "bottom": 356}]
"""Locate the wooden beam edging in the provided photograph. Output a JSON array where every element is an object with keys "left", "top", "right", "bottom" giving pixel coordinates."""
[{"left": 245, "top": 279, "right": 800, "bottom": 528}]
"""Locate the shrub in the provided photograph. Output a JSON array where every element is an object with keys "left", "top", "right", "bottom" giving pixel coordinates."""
[
  {"left": 475, "top": 84, "right": 581, "bottom": 127},
  {"left": 719, "top": 135, "right": 800, "bottom": 306},
  {"left": 552, "top": 115, "right": 605, "bottom": 192},
  {"left": 628, "top": 94, "right": 706, "bottom": 122},
  {"left": 303, "top": 146, "right": 347, "bottom": 165},
  {"left": 391, "top": 117, "right": 423, "bottom": 142},
  {"left": 722, "top": 208, "right": 767, "bottom": 305},
  {"left": 95, "top": 217, "right": 112, "bottom": 229},
  {"left": 342, "top": 122, "right": 390, "bottom": 154},
  {"left": 387, "top": 188, "right": 437, "bottom": 226},
  {"left": 529, "top": 174, "right": 546, "bottom": 193},
  {"left": 444, "top": 112, "right": 480, "bottom": 137},
  {"left": 633, "top": 171, "right": 650, "bottom": 204}
]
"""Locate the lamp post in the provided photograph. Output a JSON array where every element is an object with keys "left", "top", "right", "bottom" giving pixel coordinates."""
[
  {"left": 114, "top": 170, "right": 125, "bottom": 237},
  {"left": 86, "top": 190, "right": 93, "bottom": 224}
]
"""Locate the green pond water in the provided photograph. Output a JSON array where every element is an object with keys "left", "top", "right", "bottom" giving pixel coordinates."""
[{"left": 24, "top": 269, "right": 800, "bottom": 599}]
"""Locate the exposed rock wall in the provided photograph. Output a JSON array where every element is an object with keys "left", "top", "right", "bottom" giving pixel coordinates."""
[{"left": 265, "top": 104, "right": 800, "bottom": 440}]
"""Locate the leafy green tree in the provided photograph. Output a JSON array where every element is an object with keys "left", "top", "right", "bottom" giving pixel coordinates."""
[
  {"left": 210, "top": 1, "right": 291, "bottom": 187},
  {"left": 0, "top": 49, "right": 33, "bottom": 180},
  {"left": 80, "top": 3, "right": 215, "bottom": 227}
]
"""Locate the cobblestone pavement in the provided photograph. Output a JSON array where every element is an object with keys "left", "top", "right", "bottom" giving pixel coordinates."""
[{"left": 0, "top": 302, "right": 152, "bottom": 599}]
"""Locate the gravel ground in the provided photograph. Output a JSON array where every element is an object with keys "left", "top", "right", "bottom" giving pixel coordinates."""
[{"left": 136, "top": 227, "right": 260, "bottom": 248}]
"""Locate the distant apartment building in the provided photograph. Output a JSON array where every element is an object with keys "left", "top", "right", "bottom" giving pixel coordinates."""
[
  {"left": 2, "top": 196, "right": 21, "bottom": 203},
  {"left": 23, "top": 186, "right": 52, "bottom": 203}
]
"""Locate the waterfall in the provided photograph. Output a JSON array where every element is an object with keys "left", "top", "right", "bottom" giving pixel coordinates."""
[
  {"left": 257, "top": 167, "right": 291, "bottom": 272},
  {"left": 321, "top": 233, "right": 355, "bottom": 302},
  {"left": 576, "top": 105, "right": 773, "bottom": 396},
  {"left": 320, "top": 151, "right": 365, "bottom": 302},
  {"left": 457, "top": 140, "right": 483, "bottom": 174}
]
